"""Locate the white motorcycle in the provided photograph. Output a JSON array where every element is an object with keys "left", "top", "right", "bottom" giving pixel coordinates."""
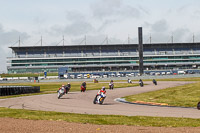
[
  {"left": 128, "top": 79, "right": 132, "bottom": 83},
  {"left": 93, "top": 92, "right": 106, "bottom": 104},
  {"left": 57, "top": 87, "right": 65, "bottom": 99}
]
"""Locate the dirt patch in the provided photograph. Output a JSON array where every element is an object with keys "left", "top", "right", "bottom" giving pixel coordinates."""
[{"left": 1, "top": 118, "right": 200, "bottom": 133}]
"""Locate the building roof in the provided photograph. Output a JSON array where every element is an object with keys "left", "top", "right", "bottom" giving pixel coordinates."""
[{"left": 9, "top": 42, "right": 200, "bottom": 52}]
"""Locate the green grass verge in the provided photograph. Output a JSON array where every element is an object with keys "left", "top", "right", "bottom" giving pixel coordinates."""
[
  {"left": 0, "top": 107, "right": 200, "bottom": 127},
  {"left": 125, "top": 82, "right": 200, "bottom": 107}
]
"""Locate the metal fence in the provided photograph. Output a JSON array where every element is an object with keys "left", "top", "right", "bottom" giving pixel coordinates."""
[{"left": 0, "top": 86, "right": 40, "bottom": 96}]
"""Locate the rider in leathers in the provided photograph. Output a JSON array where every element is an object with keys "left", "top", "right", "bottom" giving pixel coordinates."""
[
  {"left": 65, "top": 83, "right": 71, "bottom": 94},
  {"left": 97, "top": 86, "right": 106, "bottom": 102}
]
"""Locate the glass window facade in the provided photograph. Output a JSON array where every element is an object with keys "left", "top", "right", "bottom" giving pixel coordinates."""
[{"left": 7, "top": 43, "right": 200, "bottom": 73}]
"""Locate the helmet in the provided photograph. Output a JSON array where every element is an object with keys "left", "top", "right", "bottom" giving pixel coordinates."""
[
  {"left": 62, "top": 84, "right": 65, "bottom": 87},
  {"left": 68, "top": 83, "right": 70, "bottom": 84},
  {"left": 102, "top": 86, "right": 105, "bottom": 91}
]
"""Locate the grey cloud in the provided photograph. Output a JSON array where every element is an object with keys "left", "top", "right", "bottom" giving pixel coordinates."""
[
  {"left": 142, "top": 32, "right": 165, "bottom": 43},
  {"left": 0, "top": 24, "right": 30, "bottom": 46},
  {"left": 91, "top": 0, "right": 142, "bottom": 19},
  {"left": 142, "top": 19, "right": 170, "bottom": 43},
  {"left": 151, "top": 19, "right": 169, "bottom": 32},
  {"left": 51, "top": 1, "right": 146, "bottom": 39},
  {"left": 120, "top": 5, "right": 141, "bottom": 18},
  {"left": 193, "top": 10, "right": 200, "bottom": 18},
  {"left": 91, "top": 0, "right": 122, "bottom": 19},
  {"left": 146, "top": 29, "right": 192, "bottom": 43},
  {"left": 0, "top": 24, "right": 30, "bottom": 72},
  {"left": 66, "top": 10, "right": 86, "bottom": 22},
  {"left": 172, "top": 28, "right": 190, "bottom": 42},
  {"left": 139, "top": 6, "right": 150, "bottom": 15},
  {"left": 177, "top": 4, "right": 190, "bottom": 13},
  {"left": 142, "top": 20, "right": 192, "bottom": 43},
  {"left": 71, "top": 35, "right": 107, "bottom": 45},
  {"left": 71, "top": 34, "right": 124, "bottom": 45},
  {"left": 51, "top": 21, "right": 95, "bottom": 36},
  {"left": 63, "top": 21, "right": 94, "bottom": 36},
  {"left": 192, "top": 33, "right": 200, "bottom": 42},
  {"left": 90, "top": 0, "right": 145, "bottom": 33},
  {"left": 107, "top": 37, "right": 124, "bottom": 44},
  {"left": 50, "top": 11, "right": 95, "bottom": 36},
  {"left": 97, "top": 19, "right": 118, "bottom": 32}
]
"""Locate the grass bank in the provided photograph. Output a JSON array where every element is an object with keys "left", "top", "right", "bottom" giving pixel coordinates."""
[
  {"left": 0, "top": 107, "right": 200, "bottom": 127},
  {"left": 125, "top": 82, "right": 200, "bottom": 107}
]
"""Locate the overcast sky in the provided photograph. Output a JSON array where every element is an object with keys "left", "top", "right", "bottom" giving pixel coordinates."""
[{"left": 0, "top": 0, "right": 200, "bottom": 73}]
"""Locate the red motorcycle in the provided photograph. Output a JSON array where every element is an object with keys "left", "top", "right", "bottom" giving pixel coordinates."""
[{"left": 81, "top": 86, "right": 86, "bottom": 92}]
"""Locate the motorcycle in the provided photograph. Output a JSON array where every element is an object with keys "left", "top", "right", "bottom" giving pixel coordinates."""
[
  {"left": 197, "top": 101, "right": 200, "bottom": 110},
  {"left": 65, "top": 87, "right": 69, "bottom": 94},
  {"left": 81, "top": 85, "right": 86, "bottom": 92},
  {"left": 109, "top": 83, "right": 114, "bottom": 90},
  {"left": 153, "top": 79, "right": 157, "bottom": 85},
  {"left": 139, "top": 81, "right": 143, "bottom": 87},
  {"left": 128, "top": 79, "right": 132, "bottom": 83},
  {"left": 93, "top": 92, "right": 106, "bottom": 104},
  {"left": 57, "top": 87, "right": 65, "bottom": 99}
]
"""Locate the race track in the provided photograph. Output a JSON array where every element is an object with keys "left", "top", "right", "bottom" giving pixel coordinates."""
[{"left": 0, "top": 81, "right": 200, "bottom": 118}]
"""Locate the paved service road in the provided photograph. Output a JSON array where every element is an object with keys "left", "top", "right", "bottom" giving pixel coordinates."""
[{"left": 0, "top": 81, "right": 199, "bottom": 118}]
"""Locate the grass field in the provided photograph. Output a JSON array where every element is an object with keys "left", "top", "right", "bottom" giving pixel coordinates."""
[
  {"left": 124, "top": 81, "right": 200, "bottom": 108},
  {"left": 0, "top": 107, "right": 200, "bottom": 127}
]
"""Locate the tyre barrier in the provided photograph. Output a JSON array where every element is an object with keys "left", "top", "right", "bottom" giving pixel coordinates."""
[{"left": 0, "top": 86, "right": 40, "bottom": 96}]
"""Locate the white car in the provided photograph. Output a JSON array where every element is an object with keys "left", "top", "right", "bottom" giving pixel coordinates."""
[{"left": 77, "top": 74, "right": 82, "bottom": 79}]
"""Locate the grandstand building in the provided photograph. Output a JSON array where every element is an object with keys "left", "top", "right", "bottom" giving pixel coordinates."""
[{"left": 7, "top": 42, "right": 200, "bottom": 74}]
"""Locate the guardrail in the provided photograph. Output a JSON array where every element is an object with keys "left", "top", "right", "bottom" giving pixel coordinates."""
[{"left": 0, "top": 86, "right": 40, "bottom": 96}]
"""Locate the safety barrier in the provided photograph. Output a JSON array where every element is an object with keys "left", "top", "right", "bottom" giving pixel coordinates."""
[{"left": 0, "top": 86, "right": 40, "bottom": 96}]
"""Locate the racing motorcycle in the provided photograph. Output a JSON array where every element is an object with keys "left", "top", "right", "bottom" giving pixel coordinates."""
[
  {"left": 153, "top": 79, "right": 157, "bottom": 85},
  {"left": 127, "top": 79, "right": 132, "bottom": 83},
  {"left": 57, "top": 86, "right": 65, "bottom": 99},
  {"left": 139, "top": 81, "right": 143, "bottom": 87},
  {"left": 65, "top": 86, "right": 70, "bottom": 94},
  {"left": 109, "top": 83, "right": 114, "bottom": 90},
  {"left": 197, "top": 101, "right": 200, "bottom": 110},
  {"left": 81, "top": 85, "right": 86, "bottom": 92},
  {"left": 93, "top": 93, "right": 106, "bottom": 104}
]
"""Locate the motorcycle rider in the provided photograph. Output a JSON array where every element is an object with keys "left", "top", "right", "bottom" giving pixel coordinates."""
[
  {"left": 152, "top": 79, "right": 157, "bottom": 85},
  {"left": 97, "top": 86, "right": 106, "bottom": 95},
  {"left": 81, "top": 81, "right": 86, "bottom": 92},
  {"left": 58, "top": 84, "right": 65, "bottom": 93},
  {"left": 128, "top": 78, "right": 132, "bottom": 83},
  {"left": 109, "top": 80, "right": 114, "bottom": 90},
  {"left": 139, "top": 79, "right": 143, "bottom": 87},
  {"left": 96, "top": 86, "right": 106, "bottom": 102},
  {"left": 65, "top": 83, "right": 71, "bottom": 94}
]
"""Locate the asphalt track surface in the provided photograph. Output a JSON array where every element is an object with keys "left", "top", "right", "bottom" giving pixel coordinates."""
[{"left": 0, "top": 81, "right": 200, "bottom": 118}]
